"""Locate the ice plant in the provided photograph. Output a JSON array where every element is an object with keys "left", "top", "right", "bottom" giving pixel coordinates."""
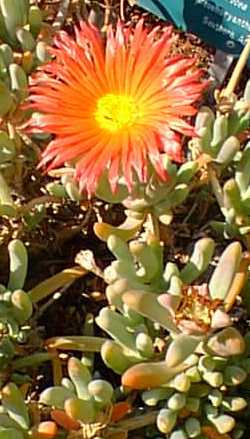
[{"left": 27, "top": 20, "right": 208, "bottom": 195}]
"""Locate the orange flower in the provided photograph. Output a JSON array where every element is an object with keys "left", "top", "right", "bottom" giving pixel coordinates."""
[{"left": 28, "top": 20, "right": 208, "bottom": 195}]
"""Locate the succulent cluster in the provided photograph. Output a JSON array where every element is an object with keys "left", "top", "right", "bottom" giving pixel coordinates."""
[
  {"left": 0, "top": 381, "right": 58, "bottom": 439},
  {"left": 0, "top": 239, "right": 33, "bottom": 383},
  {"left": 39, "top": 356, "right": 124, "bottom": 435},
  {"left": 192, "top": 80, "right": 250, "bottom": 241},
  {"left": 94, "top": 234, "right": 250, "bottom": 438},
  {"left": 0, "top": 0, "right": 49, "bottom": 224}
]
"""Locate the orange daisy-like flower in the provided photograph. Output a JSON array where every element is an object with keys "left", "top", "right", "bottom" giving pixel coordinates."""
[{"left": 28, "top": 20, "right": 208, "bottom": 195}]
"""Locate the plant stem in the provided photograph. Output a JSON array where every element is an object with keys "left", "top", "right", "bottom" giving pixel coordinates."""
[{"left": 222, "top": 38, "right": 250, "bottom": 98}]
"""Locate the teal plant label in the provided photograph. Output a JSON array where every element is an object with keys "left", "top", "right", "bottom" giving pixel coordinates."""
[{"left": 137, "top": 0, "right": 250, "bottom": 56}]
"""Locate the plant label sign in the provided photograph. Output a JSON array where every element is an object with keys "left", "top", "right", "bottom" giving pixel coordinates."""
[{"left": 137, "top": 0, "right": 250, "bottom": 57}]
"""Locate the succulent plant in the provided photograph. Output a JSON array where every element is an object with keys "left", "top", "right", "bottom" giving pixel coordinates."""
[
  {"left": 0, "top": 381, "right": 58, "bottom": 439},
  {"left": 209, "top": 140, "right": 250, "bottom": 240},
  {"left": 191, "top": 80, "right": 250, "bottom": 167},
  {"left": 93, "top": 233, "right": 250, "bottom": 437},
  {"left": 39, "top": 356, "right": 131, "bottom": 436},
  {"left": 0, "top": 238, "right": 83, "bottom": 384},
  {"left": 0, "top": 239, "right": 33, "bottom": 383},
  {"left": 0, "top": 0, "right": 50, "bottom": 225}
]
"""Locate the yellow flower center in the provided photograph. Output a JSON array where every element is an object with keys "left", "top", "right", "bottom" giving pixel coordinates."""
[{"left": 95, "top": 94, "right": 140, "bottom": 132}]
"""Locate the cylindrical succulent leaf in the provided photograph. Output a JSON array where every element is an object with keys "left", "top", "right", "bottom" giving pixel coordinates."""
[
  {"left": 184, "top": 417, "right": 201, "bottom": 438},
  {"left": 11, "top": 289, "right": 33, "bottom": 324},
  {"left": 169, "top": 429, "right": 187, "bottom": 439},
  {"left": 202, "top": 371, "right": 223, "bottom": 388},
  {"left": 9, "top": 63, "right": 27, "bottom": 100},
  {"left": 196, "top": 126, "right": 213, "bottom": 153},
  {"left": 16, "top": 28, "right": 35, "bottom": 51},
  {"left": 223, "top": 365, "right": 247, "bottom": 386},
  {"left": 207, "top": 327, "right": 245, "bottom": 357},
  {"left": 28, "top": 5, "right": 43, "bottom": 37},
  {"left": 186, "top": 366, "right": 201, "bottom": 383},
  {"left": 195, "top": 106, "right": 215, "bottom": 131},
  {"left": 165, "top": 335, "right": 200, "bottom": 368},
  {"left": 167, "top": 392, "right": 186, "bottom": 411},
  {"left": 135, "top": 332, "right": 154, "bottom": 358},
  {"left": 61, "top": 378, "right": 75, "bottom": 393},
  {"left": 157, "top": 408, "right": 177, "bottom": 434},
  {"left": 163, "top": 262, "right": 180, "bottom": 284},
  {"left": 235, "top": 145, "right": 250, "bottom": 193},
  {"left": 216, "top": 136, "right": 240, "bottom": 166},
  {"left": 106, "top": 279, "right": 131, "bottom": 310},
  {"left": 180, "top": 238, "right": 215, "bottom": 284},
  {"left": 1, "top": 382, "right": 30, "bottom": 429},
  {"left": 65, "top": 181, "right": 82, "bottom": 201},
  {"left": 122, "top": 289, "right": 178, "bottom": 333},
  {"left": 168, "top": 275, "right": 183, "bottom": 296},
  {"left": 142, "top": 388, "right": 172, "bottom": 406},
  {"left": 129, "top": 240, "right": 160, "bottom": 282},
  {"left": 101, "top": 340, "right": 136, "bottom": 374},
  {"left": 122, "top": 361, "right": 187, "bottom": 389},
  {"left": 210, "top": 414, "right": 235, "bottom": 434},
  {"left": 67, "top": 357, "right": 91, "bottom": 400},
  {"left": 7, "top": 240, "right": 28, "bottom": 291},
  {"left": 64, "top": 397, "right": 96, "bottom": 424},
  {"left": 171, "top": 372, "right": 191, "bottom": 392},
  {"left": 211, "top": 114, "right": 228, "bottom": 150},
  {"left": 208, "top": 242, "right": 242, "bottom": 300},
  {"left": 176, "top": 161, "right": 198, "bottom": 184},
  {"left": 0, "top": 0, "right": 28, "bottom": 42},
  {"left": 198, "top": 355, "right": 215, "bottom": 372},
  {"left": 39, "top": 386, "right": 75, "bottom": 409},
  {"left": 122, "top": 353, "right": 197, "bottom": 390},
  {"left": 0, "top": 44, "right": 13, "bottom": 65},
  {"left": 88, "top": 379, "right": 113, "bottom": 405},
  {"left": 223, "top": 179, "right": 246, "bottom": 214},
  {"left": 96, "top": 307, "right": 138, "bottom": 353},
  {"left": 108, "top": 235, "right": 134, "bottom": 263},
  {"left": 36, "top": 41, "right": 51, "bottom": 64},
  {"left": 222, "top": 396, "right": 247, "bottom": 412}
]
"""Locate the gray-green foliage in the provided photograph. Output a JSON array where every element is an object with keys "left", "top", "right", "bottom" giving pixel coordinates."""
[
  {"left": 39, "top": 356, "right": 115, "bottom": 425},
  {"left": 0, "top": 239, "right": 51, "bottom": 384},
  {"left": 192, "top": 80, "right": 250, "bottom": 239},
  {"left": 0, "top": 0, "right": 49, "bottom": 225},
  {"left": 95, "top": 233, "right": 250, "bottom": 438}
]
